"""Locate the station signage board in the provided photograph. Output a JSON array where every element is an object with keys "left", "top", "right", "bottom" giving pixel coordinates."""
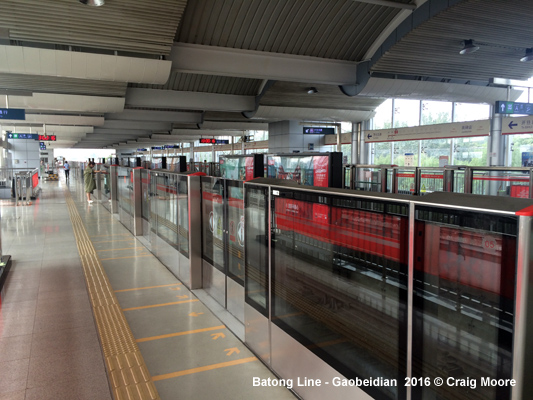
[
  {"left": 137, "top": 148, "right": 148, "bottom": 152},
  {"left": 38, "top": 135, "right": 56, "bottom": 141},
  {"left": 165, "top": 145, "right": 180, "bottom": 149},
  {"left": 365, "top": 120, "right": 490, "bottom": 142},
  {"left": 495, "top": 101, "right": 533, "bottom": 115},
  {"left": 303, "top": 127, "right": 335, "bottom": 135},
  {"left": 0, "top": 108, "right": 25, "bottom": 120},
  {"left": 502, "top": 116, "right": 533, "bottom": 135},
  {"left": 39, "top": 142, "right": 46, "bottom": 150},
  {"left": 7, "top": 133, "right": 38, "bottom": 139}
]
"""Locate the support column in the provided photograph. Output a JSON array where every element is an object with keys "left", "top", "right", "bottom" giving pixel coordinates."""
[
  {"left": 212, "top": 145, "right": 215, "bottom": 162},
  {"left": 337, "top": 125, "right": 341, "bottom": 153},
  {"left": 231, "top": 136, "right": 234, "bottom": 155},
  {"left": 351, "top": 122, "right": 359, "bottom": 164},
  {"left": 268, "top": 120, "right": 324, "bottom": 153},
  {"left": 189, "top": 141, "right": 194, "bottom": 162},
  {"left": 360, "top": 120, "right": 370, "bottom": 164},
  {"left": 242, "top": 136, "right": 245, "bottom": 154}
]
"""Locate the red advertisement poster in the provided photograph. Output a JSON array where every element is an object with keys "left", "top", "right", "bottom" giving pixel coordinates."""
[
  {"left": 312, "top": 156, "right": 329, "bottom": 187},
  {"left": 245, "top": 157, "right": 254, "bottom": 180},
  {"left": 511, "top": 185, "right": 529, "bottom": 198}
]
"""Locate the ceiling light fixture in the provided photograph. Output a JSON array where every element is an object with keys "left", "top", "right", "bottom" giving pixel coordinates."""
[
  {"left": 306, "top": 87, "right": 318, "bottom": 94},
  {"left": 459, "top": 39, "right": 479, "bottom": 55},
  {"left": 79, "top": 0, "right": 105, "bottom": 6},
  {"left": 520, "top": 48, "right": 533, "bottom": 62}
]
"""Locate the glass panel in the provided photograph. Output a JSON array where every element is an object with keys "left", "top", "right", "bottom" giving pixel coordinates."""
[
  {"left": 453, "top": 137, "right": 488, "bottom": 166},
  {"left": 117, "top": 167, "right": 132, "bottom": 216},
  {"left": 420, "top": 138, "right": 451, "bottom": 167},
  {"left": 266, "top": 155, "right": 329, "bottom": 186},
  {"left": 373, "top": 98, "right": 392, "bottom": 129},
  {"left": 244, "top": 185, "right": 269, "bottom": 315},
  {"left": 178, "top": 175, "right": 189, "bottom": 258},
  {"left": 413, "top": 207, "right": 517, "bottom": 400},
  {"left": 227, "top": 181, "right": 244, "bottom": 285},
  {"left": 271, "top": 190, "right": 408, "bottom": 400},
  {"left": 395, "top": 168, "right": 416, "bottom": 195},
  {"left": 394, "top": 99, "right": 420, "bottom": 128},
  {"left": 141, "top": 170, "right": 150, "bottom": 220},
  {"left": 201, "top": 177, "right": 225, "bottom": 271},
  {"left": 421, "top": 101, "right": 452, "bottom": 125},
  {"left": 471, "top": 169, "right": 530, "bottom": 197},
  {"left": 154, "top": 174, "right": 179, "bottom": 249},
  {"left": 419, "top": 169, "right": 444, "bottom": 194},
  {"left": 393, "top": 140, "right": 418, "bottom": 166},
  {"left": 510, "top": 134, "right": 533, "bottom": 167},
  {"left": 101, "top": 165, "right": 111, "bottom": 200},
  {"left": 373, "top": 142, "right": 392, "bottom": 165},
  {"left": 453, "top": 103, "right": 490, "bottom": 122},
  {"left": 354, "top": 167, "right": 382, "bottom": 191}
]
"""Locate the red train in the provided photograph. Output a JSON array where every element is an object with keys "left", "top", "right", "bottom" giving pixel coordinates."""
[{"left": 273, "top": 197, "right": 516, "bottom": 302}]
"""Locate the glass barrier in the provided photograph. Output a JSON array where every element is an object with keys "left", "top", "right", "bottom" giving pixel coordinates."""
[
  {"left": 117, "top": 167, "right": 132, "bottom": 216},
  {"left": 177, "top": 175, "right": 189, "bottom": 258},
  {"left": 151, "top": 173, "right": 179, "bottom": 250},
  {"left": 418, "top": 168, "right": 444, "bottom": 195},
  {"left": 469, "top": 168, "right": 532, "bottom": 198},
  {"left": 201, "top": 177, "right": 225, "bottom": 271},
  {"left": 269, "top": 189, "right": 409, "bottom": 400},
  {"left": 353, "top": 165, "right": 384, "bottom": 192},
  {"left": 227, "top": 180, "right": 244, "bottom": 284},
  {"left": 343, "top": 165, "right": 352, "bottom": 189},
  {"left": 413, "top": 206, "right": 517, "bottom": 400},
  {"left": 101, "top": 165, "right": 111, "bottom": 201},
  {"left": 141, "top": 169, "right": 150, "bottom": 221},
  {"left": 395, "top": 168, "right": 416, "bottom": 195},
  {"left": 244, "top": 185, "right": 269, "bottom": 315}
]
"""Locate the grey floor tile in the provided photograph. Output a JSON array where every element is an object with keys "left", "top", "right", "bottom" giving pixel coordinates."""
[
  {"left": 0, "top": 335, "right": 33, "bottom": 362},
  {"left": 24, "top": 375, "right": 112, "bottom": 400},
  {"left": 0, "top": 390, "right": 25, "bottom": 400},
  {"left": 32, "top": 309, "right": 95, "bottom": 333},
  {"left": 30, "top": 326, "right": 100, "bottom": 359},
  {"left": 0, "top": 358, "right": 29, "bottom": 395}
]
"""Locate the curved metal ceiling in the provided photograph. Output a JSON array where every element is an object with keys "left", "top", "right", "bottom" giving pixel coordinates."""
[
  {"left": 372, "top": 0, "right": 533, "bottom": 81},
  {"left": 176, "top": 0, "right": 405, "bottom": 61},
  {"left": 0, "top": 0, "right": 187, "bottom": 55},
  {"left": 130, "top": 71, "right": 263, "bottom": 96}
]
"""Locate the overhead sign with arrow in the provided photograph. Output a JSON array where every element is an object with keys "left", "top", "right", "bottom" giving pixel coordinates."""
[{"left": 502, "top": 116, "right": 533, "bottom": 135}]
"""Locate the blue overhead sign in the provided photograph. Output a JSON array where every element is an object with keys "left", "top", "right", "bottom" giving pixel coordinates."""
[
  {"left": 6, "top": 133, "right": 38, "bottom": 139},
  {"left": 0, "top": 108, "right": 25, "bottom": 120},
  {"left": 495, "top": 101, "right": 533, "bottom": 115},
  {"left": 303, "top": 127, "right": 335, "bottom": 135}
]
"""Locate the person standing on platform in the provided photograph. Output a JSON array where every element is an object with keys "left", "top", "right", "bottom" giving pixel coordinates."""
[
  {"left": 84, "top": 161, "right": 98, "bottom": 203},
  {"left": 64, "top": 160, "right": 70, "bottom": 181}
]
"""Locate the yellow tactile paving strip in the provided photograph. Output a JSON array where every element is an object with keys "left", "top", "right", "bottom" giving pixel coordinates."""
[{"left": 64, "top": 189, "right": 160, "bottom": 400}]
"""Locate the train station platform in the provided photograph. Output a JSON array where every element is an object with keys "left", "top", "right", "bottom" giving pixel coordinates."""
[{"left": 0, "top": 175, "right": 296, "bottom": 400}]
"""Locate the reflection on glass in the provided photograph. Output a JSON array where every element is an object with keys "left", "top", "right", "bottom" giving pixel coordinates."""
[
  {"left": 141, "top": 170, "right": 150, "bottom": 220},
  {"left": 201, "top": 177, "right": 225, "bottom": 271},
  {"left": 244, "top": 186, "right": 269, "bottom": 315},
  {"left": 117, "top": 167, "right": 132, "bottom": 215},
  {"left": 101, "top": 165, "right": 110, "bottom": 199},
  {"left": 354, "top": 167, "right": 382, "bottom": 192},
  {"left": 178, "top": 175, "right": 189, "bottom": 258},
  {"left": 227, "top": 181, "right": 244, "bottom": 285},
  {"left": 413, "top": 207, "right": 516, "bottom": 400},
  {"left": 271, "top": 191, "right": 408, "bottom": 400},
  {"left": 151, "top": 174, "right": 178, "bottom": 250}
]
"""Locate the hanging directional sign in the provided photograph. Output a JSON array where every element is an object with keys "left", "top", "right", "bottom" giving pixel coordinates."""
[
  {"left": 165, "top": 145, "right": 180, "bottom": 149},
  {"left": 495, "top": 101, "right": 533, "bottom": 115},
  {"left": 502, "top": 116, "right": 533, "bottom": 135},
  {"left": 6, "top": 133, "right": 38, "bottom": 139},
  {"left": 137, "top": 148, "right": 148, "bottom": 152},
  {"left": 199, "top": 138, "right": 229, "bottom": 144},
  {"left": 39, "top": 142, "right": 46, "bottom": 150},
  {"left": 0, "top": 108, "right": 25, "bottom": 120}
]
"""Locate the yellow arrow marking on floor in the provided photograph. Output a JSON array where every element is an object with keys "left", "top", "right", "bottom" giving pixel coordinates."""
[
  {"left": 176, "top": 295, "right": 189, "bottom": 299},
  {"left": 170, "top": 287, "right": 181, "bottom": 291},
  {"left": 189, "top": 312, "right": 204, "bottom": 317},
  {"left": 224, "top": 348, "right": 240, "bottom": 356},
  {"left": 211, "top": 333, "right": 225, "bottom": 340}
]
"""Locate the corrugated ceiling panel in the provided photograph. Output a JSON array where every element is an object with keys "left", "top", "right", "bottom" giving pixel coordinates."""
[
  {"left": 177, "top": 0, "right": 405, "bottom": 61},
  {"left": 0, "top": 0, "right": 187, "bottom": 55},
  {"left": 130, "top": 71, "right": 263, "bottom": 96},
  {"left": 0, "top": 73, "right": 126, "bottom": 97},
  {"left": 372, "top": 0, "right": 533, "bottom": 81}
]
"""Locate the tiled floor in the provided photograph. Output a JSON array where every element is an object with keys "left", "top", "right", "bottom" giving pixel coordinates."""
[
  {"left": 0, "top": 174, "right": 297, "bottom": 400},
  {"left": 0, "top": 178, "right": 112, "bottom": 400}
]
